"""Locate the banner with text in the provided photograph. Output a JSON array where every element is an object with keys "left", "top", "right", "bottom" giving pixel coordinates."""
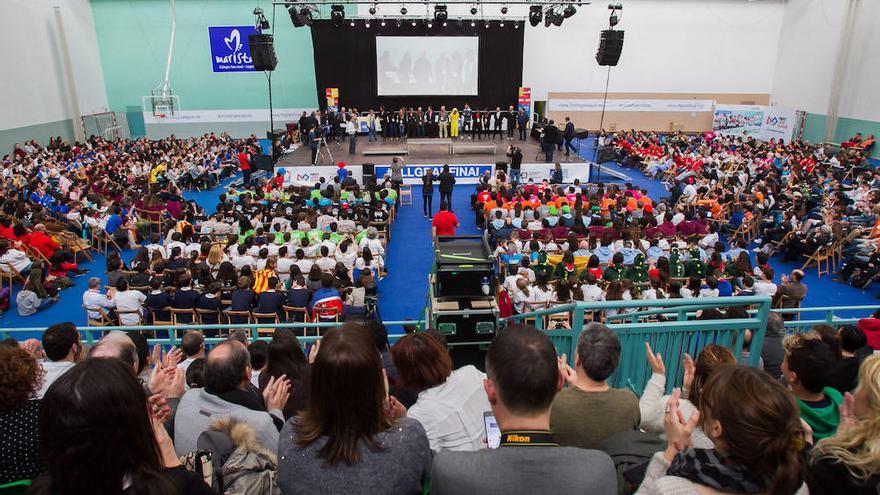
[
  {"left": 375, "top": 164, "right": 493, "bottom": 185},
  {"left": 519, "top": 163, "right": 590, "bottom": 184},
  {"left": 518, "top": 87, "right": 531, "bottom": 116},
  {"left": 275, "top": 165, "right": 364, "bottom": 186},
  {"left": 326, "top": 88, "right": 339, "bottom": 113},
  {"left": 548, "top": 99, "right": 715, "bottom": 113},
  {"left": 143, "top": 108, "right": 312, "bottom": 125},
  {"left": 760, "top": 107, "right": 800, "bottom": 143},
  {"left": 712, "top": 104, "right": 766, "bottom": 138},
  {"left": 208, "top": 26, "right": 257, "bottom": 72}
]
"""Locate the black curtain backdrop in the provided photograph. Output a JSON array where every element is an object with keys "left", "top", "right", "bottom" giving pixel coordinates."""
[{"left": 309, "top": 20, "right": 524, "bottom": 111}]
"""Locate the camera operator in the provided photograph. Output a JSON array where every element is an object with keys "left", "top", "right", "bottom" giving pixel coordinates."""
[{"left": 507, "top": 145, "right": 523, "bottom": 185}]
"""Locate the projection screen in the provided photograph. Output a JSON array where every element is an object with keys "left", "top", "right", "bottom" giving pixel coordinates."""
[{"left": 376, "top": 36, "right": 479, "bottom": 96}]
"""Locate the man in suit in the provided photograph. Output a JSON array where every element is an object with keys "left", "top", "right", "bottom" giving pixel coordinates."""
[
  {"left": 516, "top": 109, "right": 528, "bottom": 141},
  {"left": 308, "top": 124, "right": 319, "bottom": 164},
  {"left": 438, "top": 164, "right": 456, "bottom": 210},
  {"left": 492, "top": 106, "right": 504, "bottom": 140},
  {"left": 774, "top": 269, "right": 807, "bottom": 316},
  {"left": 430, "top": 325, "right": 617, "bottom": 495},
  {"left": 563, "top": 116, "right": 578, "bottom": 158},
  {"left": 425, "top": 106, "right": 436, "bottom": 137},
  {"left": 461, "top": 104, "right": 473, "bottom": 139},
  {"left": 506, "top": 105, "right": 517, "bottom": 140},
  {"left": 541, "top": 121, "right": 558, "bottom": 163}
]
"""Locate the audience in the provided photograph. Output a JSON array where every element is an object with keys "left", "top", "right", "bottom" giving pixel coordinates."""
[
  {"left": 430, "top": 325, "right": 617, "bottom": 494},
  {"left": 0, "top": 345, "right": 43, "bottom": 484},
  {"left": 551, "top": 323, "right": 640, "bottom": 449},
  {"left": 37, "top": 322, "right": 81, "bottom": 398},
  {"left": 783, "top": 331, "right": 843, "bottom": 441}
]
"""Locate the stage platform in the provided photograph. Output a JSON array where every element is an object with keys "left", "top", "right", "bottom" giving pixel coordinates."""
[{"left": 276, "top": 136, "right": 589, "bottom": 168}]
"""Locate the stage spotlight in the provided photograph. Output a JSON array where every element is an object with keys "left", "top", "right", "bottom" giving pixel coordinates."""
[
  {"left": 457, "top": 18, "right": 463, "bottom": 28},
  {"left": 609, "top": 12, "right": 619, "bottom": 26},
  {"left": 499, "top": 20, "right": 505, "bottom": 27},
  {"left": 369, "top": 4, "right": 377, "bottom": 15},
  {"left": 300, "top": 7, "right": 313, "bottom": 26},
  {"left": 400, "top": 6, "right": 407, "bottom": 15},
  {"left": 365, "top": 19, "right": 371, "bottom": 27},
  {"left": 381, "top": 19, "right": 386, "bottom": 26},
  {"left": 396, "top": 18, "right": 402, "bottom": 27},
  {"left": 443, "top": 21, "right": 448, "bottom": 27},
  {"left": 434, "top": 5, "right": 448, "bottom": 22},
  {"left": 514, "top": 20, "right": 519, "bottom": 28},
  {"left": 529, "top": 5, "right": 543, "bottom": 26},
  {"left": 484, "top": 20, "right": 490, "bottom": 28},
  {"left": 501, "top": 5, "right": 509, "bottom": 14},
  {"left": 470, "top": 5, "right": 478, "bottom": 15},
  {"left": 544, "top": 8, "right": 564, "bottom": 26},
  {"left": 427, "top": 20, "right": 433, "bottom": 28},
  {"left": 330, "top": 4, "right": 345, "bottom": 27},
  {"left": 471, "top": 20, "right": 476, "bottom": 27},
  {"left": 608, "top": 2, "right": 623, "bottom": 10},
  {"left": 563, "top": 5, "right": 576, "bottom": 18},
  {"left": 349, "top": 19, "right": 355, "bottom": 27},
  {"left": 254, "top": 8, "right": 271, "bottom": 30},
  {"left": 412, "top": 19, "right": 417, "bottom": 26}
]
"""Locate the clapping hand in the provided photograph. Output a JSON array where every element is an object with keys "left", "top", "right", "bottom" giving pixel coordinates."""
[
  {"left": 663, "top": 389, "right": 700, "bottom": 462},
  {"left": 557, "top": 354, "right": 578, "bottom": 386},
  {"left": 645, "top": 342, "right": 666, "bottom": 375},
  {"left": 838, "top": 391, "right": 858, "bottom": 433},
  {"left": 682, "top": 353, "right": 695, "bottom": 398},
  {"left": 262, "top": 374, "right": 291, "bottom": 412},
  {"left": 308, "top": 340, "right": 321, "bottom": 364}
]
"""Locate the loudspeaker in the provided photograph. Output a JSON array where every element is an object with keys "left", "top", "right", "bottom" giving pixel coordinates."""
[
  {"left": 597, "top": 145, "right": 617, "bottom": 164},
  {"left": 363, "top": 174, "right": 376, "bottom": 187},
  {"left": 248, "top": 34, "right": 277, "bottom": 71},
  {"left": 596, "top": 30, "right": 624, "bottom": 66},
  {"left": 252, "top": 153, "right": 274, "bottom": 172},
  {"left": 362, "top": 163, "right": 375, "bottom": 176},
  {"left": 495, "top": 161, "right": 508, "bottom": 173},
  {"left": 266, "top": 128, "right": 286, "bottom": 141}
]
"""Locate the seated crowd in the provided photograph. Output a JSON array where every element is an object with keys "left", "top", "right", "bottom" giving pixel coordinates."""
[{"left": 1, "top": 317, "right": 878, "bottom": 494}]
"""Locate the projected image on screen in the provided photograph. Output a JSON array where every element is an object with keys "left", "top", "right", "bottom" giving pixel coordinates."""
[{"left": 376, "top": 36, "right": 479, "bottom": 96}]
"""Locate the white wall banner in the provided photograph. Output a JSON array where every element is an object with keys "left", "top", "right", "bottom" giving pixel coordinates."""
[
  {"left": 547, "top": 99, "right": 715, "bottom": 113},
  {"left": 375, "top": 164, "right": 493, "bottom": 185},
  {"left": 520, "top": 163, "right": 590, "bottom": 184},
  {"left": 275, "top": 165, "right": 364, "bottom": 186},
  {"left": 759, "top": 106, "right": 799, "bottom": 143},
  {"left": 143, "top": 108, "right": 312, "bottom": 125},
  {"left": 712, "top": 104, "right": 766, "bottom": 138}
]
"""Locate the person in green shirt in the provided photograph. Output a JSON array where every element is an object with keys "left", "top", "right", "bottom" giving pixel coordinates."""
[
  {"left": 782, "top": 331, "right": 842, "bottom": 441},
  {"left": 684, "top": 247, "right": 706, "bottom": 279},
  {"left": 602, "top": 252, "right": 625, "bottom": 281},
  {"left": 668, "top": 246, "right": 686, "bottom": 278},
  {"left": 624, "top": 253, "right": 649, "bottom": 283},
  {"left": 532, "top": 251, "right": 554, "bottom": 281}
]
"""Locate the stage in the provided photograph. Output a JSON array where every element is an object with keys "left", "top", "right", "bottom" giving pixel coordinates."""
[{"left": 274, "top": 136, "right": 602, "bottom": 185}]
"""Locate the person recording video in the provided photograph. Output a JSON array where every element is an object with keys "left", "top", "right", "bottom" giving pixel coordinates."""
[{"left": 507, "top": 145, "right": 523, "bottom": 184}]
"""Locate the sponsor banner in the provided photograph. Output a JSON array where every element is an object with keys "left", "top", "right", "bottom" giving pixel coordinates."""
[
  {"left": 375, "top": 164, "right": 493, "bottom": 185},
  {"left": 143, "top": 108, "right": 312, "bottom": 125},
  {"left": 760, "top": 107, "right": 799, "bottom": 143},
  {"left": 326, "top": 88, "right": 339, "bottom": 113},
  {"left": 518, "top": 87, "right": 531, "bottom": 116},
  {"left": 712, "top": 104, "right": 766, "bottom": 138},
  {"left": 275, "top": 165, "right": 364, "bottom": 186},
  {"left": 548, "top": 99, "right": 715, "bottom": 113},
  {"left": 519, "top": 163, "right": 590, "bottom": 184},
  {"left": 208, "top": 26, "right": 257, "bottom": 72}
]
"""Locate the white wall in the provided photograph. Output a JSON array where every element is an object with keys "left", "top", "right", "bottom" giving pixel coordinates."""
[
  {"left": 837, "top": 0, "right": 880, "bottom": 122},
  {"left": 523, "top": 0, "right": 785, "bottom": 102},
  {"left": 0, "top": 0, "right": 108, "bottom": 131}
]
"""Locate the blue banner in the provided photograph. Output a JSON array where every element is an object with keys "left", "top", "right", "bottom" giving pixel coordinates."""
[
  {"left": 374, "top": 164, "right": 493, "bottom": 184},
  {"left": 208, "top": 26, "right": 257, "bottom": 72}
]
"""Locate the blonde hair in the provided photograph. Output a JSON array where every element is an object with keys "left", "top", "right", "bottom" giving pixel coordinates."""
[
  {"left": 812, "top": 354, "right": 880, "bottom": 487},
  {"left": 207, "top": 244, "right": 224, "bottom": 266}
]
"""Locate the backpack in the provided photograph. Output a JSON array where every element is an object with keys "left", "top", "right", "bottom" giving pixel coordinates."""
[
  {"left": 192, "top": 417, "right": 282, "bottom": 495},
  {"left": 598, "top": 430, "right": 666, "bottom": 495}
]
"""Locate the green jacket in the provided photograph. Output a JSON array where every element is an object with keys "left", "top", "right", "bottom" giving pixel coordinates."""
[{"left": 797, "top": 387, "right": 843, "bottom": 441}]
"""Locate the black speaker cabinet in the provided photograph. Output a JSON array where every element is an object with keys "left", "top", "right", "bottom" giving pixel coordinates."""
[
  {"left": 248, "top": 34, "right": 277, "bottom": 71},
  {"left": 597, "top": 145, "right": 617, "bottom": 164},
  {"left": 362, "top": 163, "right": 375, "bottom": 176},
  {"left": 495, "top": 161, "right": 508, "bottom": 173},
  {"left": 596, "top": 30, "right": 624, "bottom": 67}
]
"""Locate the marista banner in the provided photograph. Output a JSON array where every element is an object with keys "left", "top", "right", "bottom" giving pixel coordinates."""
[{"left": 375, "top": 164, "right": 493, "bottom": 184}]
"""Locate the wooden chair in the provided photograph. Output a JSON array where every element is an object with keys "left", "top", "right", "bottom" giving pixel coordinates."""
[
  {"left": 55, "top": 231, "right": 93, "bottom": 263},
  {"left": 115, "top": 309, "right": 144, "bottom": 326},
  {"left": 150, "top": 307, "right": 174, "bottom": 326},
  {"left": 169, "top": 308, "right": 199, "bottom": 326},
  {"left": 545, "top": 302, "right": 572, "bottom": 329},
  {"left": 83, "top": 305, "right": 115, "bottom": 327},
  {"left": 223, "top": 309, "right": 253, "bottom": 326},
  {"left": 252, "top": 312, "right": 280, "bottom": 336},
  {"left": 0, "top": 261, "right": 27, "bottom": 289},
  {"left": 283, "top": 305, "right": 311, "bottom": 323},
  {"left": 93, "top": 229, "right": 122, "bottom": 255},
  {"left": 801, "top": 245, "right": 831, "bottom": 278},
  {"left": 196, "top": 308, "right": 221, "bottom": 326},
  {"left": 312, "top": 302, "right": 342, "bottom": 332},
  {"left": 399, "top": 185, "right": 413, "bottom": 206},
  {"left": 522, "top": 301, "right": 549, "bottom": 327},
  {"left": 774, "top": 294, "right": 804, "bottom": 321}
]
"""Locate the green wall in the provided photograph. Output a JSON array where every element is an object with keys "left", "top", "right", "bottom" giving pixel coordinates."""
[
  {"left": 90, "top": 0, "right": 319, "bottom": 136},
  {"left": 802, "top": 112, "right": 880, "bottom": 159},
  {"left": 0, "top": 119, "right": 75, "bottom": 156}
]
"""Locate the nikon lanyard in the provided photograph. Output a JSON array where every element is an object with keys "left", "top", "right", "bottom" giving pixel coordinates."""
[{"left": 500, "top": 430, "right": 558, "bottom": 447}]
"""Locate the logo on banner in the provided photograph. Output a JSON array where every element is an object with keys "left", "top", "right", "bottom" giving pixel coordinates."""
[
  {"left": 374, "top": 164, "right": 493, "bottom": 180},
  {"left": 208, "top": 26, "right": 256, "bottom": 72}
]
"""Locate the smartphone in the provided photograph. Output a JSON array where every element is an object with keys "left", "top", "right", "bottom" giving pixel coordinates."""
[{"left": 484, "top": 411, "right": 501, "bottom": 449}]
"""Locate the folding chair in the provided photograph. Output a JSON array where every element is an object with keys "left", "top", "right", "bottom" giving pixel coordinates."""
[
  {"left": 801, "top": 245, "right": 831, "bottom": 278},
  {"left": 252, "top": 312, "right": 280, "bottom": 336},
  {"left": 399, "top": 184, "right": 413, "bottom": 206},
  {"left": 83, "top": 305, "right": 115, "bottom": 327},
  {"left": 0, "top": 261, "right": 27, "bottom": 289}
]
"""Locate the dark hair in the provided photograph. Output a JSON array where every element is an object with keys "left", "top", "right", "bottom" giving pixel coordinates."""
[
  {"left": 204, "top": 341, "right": 250, "bottom": 393},
  {"left": 576, "top": 323, "right": 621, "bottom": 381},
  {"left": 812, "top": 324, "right": 843, "bottom": 361},
  {"left": 34, "top": 358, "right": 175, "bottom": 495},
  {"left": 248, "top": 340, "right": 269, "bottom": 370},
  {"left": 181, "top": 330, "right": 204, "bottom": 357},
  {"left": 296, "top": 324, "right": 391, "bottom": 465},
  {"left": 186, "top": 358, "right": 206, "bottom": 388},
  {"left": 42, "top": 322, "right": 79, "bottom": 362},
  {"left": 784, "top": 332, "right": 837, "bottom": 393},
  {"left": 485, "top": 324, "right": 558, "bottom": 415},
  {"left": 128, "top": 332, "right": 149, "bottom": 375},
  {"left": 0, "top": 346, "right": 41, "bottom": 410},
  {"left": 839, "top": 325, "right": 867, "bottom": 353},
  {"left": 260, "top": 332, "right": 310, "bottom": 418},
  {"left": 690, "top": 344, "right": 736, "bottom": 408},
  {"left": 391, "top": 333, "right": 453, "bottom": 392},
  {"left": 700, "top": 365, "right": 806, "bottom": 495}
]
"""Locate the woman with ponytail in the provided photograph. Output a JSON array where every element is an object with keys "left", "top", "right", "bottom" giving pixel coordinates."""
[
  {"left": 809, "top": 354, "right": 880, "bottom": 494},
  {"left": 637, "top": 365, "right": 808, "bottom": 494}
]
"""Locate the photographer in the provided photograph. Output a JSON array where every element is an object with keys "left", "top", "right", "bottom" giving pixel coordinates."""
[{"left": 507, "top": 145, "right": 523, "bottom": 185}]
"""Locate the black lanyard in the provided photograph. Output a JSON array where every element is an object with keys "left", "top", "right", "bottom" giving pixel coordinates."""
[{"left": 500, "top": 430, "right": 558, "bottom": 447}]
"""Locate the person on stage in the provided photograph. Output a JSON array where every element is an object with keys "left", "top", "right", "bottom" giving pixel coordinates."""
[
  {"left": 438, "top": 164, "right": 455, "bottom": 209},
  {"left": 346, "top": 115, "right": 358, "bottom": 155},
  {"left": 541, "top": 120, "right": 558, "bottom": 163},
  {"left": 406, "top": 107, "right": 417, "bottom": 138},
  {"left": 367, "top": 110, "right": 377, "bottom": 142},
  {"left": 450, "top": 108, "right": 460, "bottom": 139},
  {"left": 473, "top": 110, "right": 484, "bottom": 140},
  {"left": 492, "top": 107, "right": 504, "bottom": 140},
  {"left": 461, "top": 104, "right": 473, "bottom": 139},
  {"left": 298, "top": 111, "right": 309, "bottom": 144},
  {"left": 439, "top": 106, "right": 450, "bottom": 139},
  {"left": 421, "top": 168, "right": 435, "bottom": 218},
  {"left": 516, "top": 109, "right": 528, "bottom": 141},
  {"left": 506, "top": 105, "right": 516, "bottom": 140},
  {"left": 335, "top": 107, "right": 347, "bottom": 145},
  {"left": 425, "top": 106, "right": 436, "bottom": 137},
  {"left": 563, "top": 116, "right": 578, "bottom": 159},
  {"left": 416, "top": 107, "right": 426, "bottom": 137},
  {"left": 379, "top": 105, "right": 389, "bottom": 141},
  {"left": 397, "top": 108, "right": 407, "bottom": 139}
]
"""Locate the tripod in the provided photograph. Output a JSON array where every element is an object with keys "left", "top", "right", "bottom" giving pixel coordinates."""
[{"left": 314, "top": 136, "right": 333, "bottom": 165}]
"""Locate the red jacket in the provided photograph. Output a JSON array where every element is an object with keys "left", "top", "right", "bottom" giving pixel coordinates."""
[
  {"left": 26, "top": 232, "right": 60, "bottom": 258},
  {"left": 857, "top": 318, "right": 880, "bottom": 350}
]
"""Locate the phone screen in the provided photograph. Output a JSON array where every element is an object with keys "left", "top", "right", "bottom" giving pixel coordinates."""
[{"left": 484, "top": 411, "right": 501, "bottom": 449}]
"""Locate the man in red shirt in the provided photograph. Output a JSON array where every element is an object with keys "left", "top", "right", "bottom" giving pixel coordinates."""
[
  {"left": 432, "top": 201, "right": 460, "bottom": 237},
  {"left": 237, "top": 146, "right": 251, "bottom": 186}
]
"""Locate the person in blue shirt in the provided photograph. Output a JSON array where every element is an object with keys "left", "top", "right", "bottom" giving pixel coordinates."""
[
  {"left": 229, "top": 276, "right": 255, "bottom": 324},
  {"left": 170, "top": 272, "right": 198, "bottom": 324},
  {"left": 254, "top": 277, "right": 285, "bottom": 321}
]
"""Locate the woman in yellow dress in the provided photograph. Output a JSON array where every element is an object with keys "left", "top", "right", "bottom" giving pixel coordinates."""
[{"left": 450, "top": 108, "right": 460, "bottom": 138}]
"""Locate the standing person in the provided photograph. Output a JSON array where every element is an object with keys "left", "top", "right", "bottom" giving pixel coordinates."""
[
  {"left": 438, "top": 164, "right": 456, "bottom": 210},
  {"left": 298, "top": 111, "right": 309, "bottom": 144},
  {"left": 542, "top": 121, "right": 558, "bottom": 163},
  {"left": 473, "top": 110, "right": 484, "bottom": 140},
  {"left": 346, "top": 116, "right": 358, "bottom": 155},
  {"left": 507, "top": 145, "right": 523, "bottom": 185},
  {"left": 461, "top": 104, "right": 473, "bottom": 139},
  {"left": 439, "top": 106, "right": 450, "bottom": 139},
  {"left": 492, "top": 106, "right": 504, "bottom": 140},
  {"left": 237, "top": 146, "right": 251, "bottom": 185},
  {"left": 506, "top": 105, "right": 516, "bottom": 140},
  {"left": 516, "top": 108, "right": 528, "bottom": 141},
  {"left": 450, "top": 108, "right": 460, "bottom": 139},
  {"left": 425, "top": 106, "right": 436, "bottom": 137},
  {"left": 430, "top": 326, "right": 617, "bottom": 495},
  {"left": 563, "top": 117, "right": 578, "bottom": 158},
  {"left": 432, "top": 202, "right": 460, "bottom": 238},
  {"left": 366, "top": 110, "right": 377, "bottom": 142},
  {"left": 308, "top": 124, "right": 319, "bottom": 165},
  {"left": 391, "top": 156, "right": 405, "bottom": 202},
  {"left": 422, "top": 168, "right": 435, "bottom": 218},
  {"left": 416, "top": 106, "right": 426, "bottom": 137}
]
